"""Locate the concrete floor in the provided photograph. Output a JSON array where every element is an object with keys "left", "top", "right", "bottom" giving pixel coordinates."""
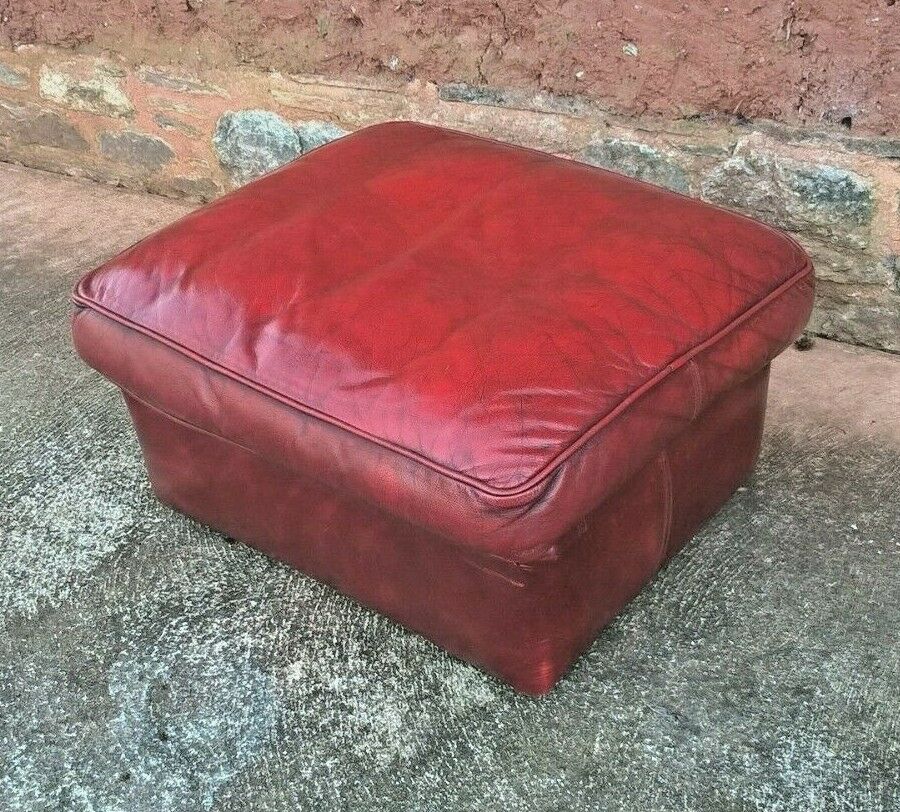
[{"left": 1, "top": 161, "right": 898, "bottom": 811}]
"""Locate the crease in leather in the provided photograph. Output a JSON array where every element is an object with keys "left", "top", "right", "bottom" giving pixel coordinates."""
[
  {"left": 687, "top": 360, "right": 705, "bottom": 419},
  {"left": 461, "top": 558, "right": 527, "bottom": 589},
  {"left": 179, "top": 128, "right": 460, "bottom": 308},
  {"left": 72, "top": 259, "right": 812, "bottom": 505},
  {"left": 74, "top": 126, "right": 401, "bottom": 287},
  {"left": 410, "top": 121, "right": 810, "bottom": 275}
]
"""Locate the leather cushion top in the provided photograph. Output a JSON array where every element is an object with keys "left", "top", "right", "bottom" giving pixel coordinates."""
[{"left": 74, "top": 121, "right": 813, "bottom": 499}]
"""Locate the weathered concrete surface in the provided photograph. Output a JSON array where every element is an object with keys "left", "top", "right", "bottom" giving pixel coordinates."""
[{"left": 1, "top": 162, "right": 898, "bottom": 811}]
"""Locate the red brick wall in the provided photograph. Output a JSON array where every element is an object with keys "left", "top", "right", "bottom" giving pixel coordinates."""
[{"left": 2, "top": 0, "right": 898, "bottom": 135}]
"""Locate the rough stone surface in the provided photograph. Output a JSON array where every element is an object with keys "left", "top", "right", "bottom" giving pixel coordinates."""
[
  {"left": 152, "top": 112, "right": 201, "bottom": 138},
  {"left": 0, "top": 99, "right": 87, "bottom": 151},
  {"left": 38, "top": 57, "right": 133, "bottom": 118},
  {"left": 752, "top": 121, "right": 900, "bottom": 160},
  {"left": 801, "top": 242, "right": 896, "bottom": 288},
  {"left": 213, "top": 111, "right": 347, "bottom": 185},
  {"left": 213, "top": 110, "right": 302, "bottom": 185},
  {"left": 0, "top": 61, "right": 28, "bottom": 88},
  {"left": 701, "top": 151, "right": 874, "bottom": 249},
  {"left": 296, "top": 119, "right": 347, "bottom": 152},
  {"left": 698, "top": 147, "right": 893, "bottom": 320},
  {"left": 165, "top": 175, "right": 224, "bottom": 201},
  {"left": 837, "top": 137, "right": 900, "bottom": 160},
  {"left": 438, "top": 82, "right": 590, "bottom": 117},
  {"left": 2, "top": 163, "right": 899, "bottom": 811},
  {"left": 582, "top": 138, "right": 690, "bottom": 193},
  {"left": 99, "top": 131, "right": 175, "bottom": 172},
  {"left": 268, "top": 73, "right": 413, "bottom": 126},
  {"left": 810, "top": 281, "right": 900, "bottom": 354},
  {"left": 136, "top": 66, "right": 226, "bottom": 96}
]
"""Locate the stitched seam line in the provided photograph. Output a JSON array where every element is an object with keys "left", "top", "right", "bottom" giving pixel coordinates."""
[
  {"left": 658, "top": 451, "right": 674, "bottom": 562},
  {"left": 74, "top": 260, "right": 812, "bottom": 504},
  {"left": 688, "top": 360, "right": 705, "bottom": 420},
  {"left": 123, "top": 384, "right": 538, "bottom": 565},
  {"left": 123, "top": 386, "right": 289, "bottom": 467}
]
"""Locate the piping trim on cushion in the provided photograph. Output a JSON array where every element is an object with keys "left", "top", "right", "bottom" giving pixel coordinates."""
[{"left": 73, "top": 260, "right": 812, "bottom": 503}]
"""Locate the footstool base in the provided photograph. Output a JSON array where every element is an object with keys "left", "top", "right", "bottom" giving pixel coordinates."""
[
  {"left": 73, "top": 121, "right": 814, "bottom": 692},
  {"left": 123, "top": 366, "right": 768, "bottom": 694}
]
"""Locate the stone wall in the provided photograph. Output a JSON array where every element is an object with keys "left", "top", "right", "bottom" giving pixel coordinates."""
[{"left": 1, "top": 43, "right": 898, "bottom": 352}]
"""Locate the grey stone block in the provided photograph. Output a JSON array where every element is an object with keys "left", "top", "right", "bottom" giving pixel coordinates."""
[
  {"left": 99, "top": 131, "right": 175, "bottom": 172},
  {"left": 809, "top": 281, "right": 900, "bottom": 353},
  {"left": 582, "top": 138, "right": 690, "bottom": 193},
  {"left": 213, "top": 111, "right": 347, "bottom": 185},
  {"left": 749, "top": 120, "right": 900, "bottom": 159},
  {"left": 296, "top": 120, "right": 348, "bottom": 152},
  {"left": 213, "top": 110, "right": 302, "bottom": 185},
  {"left": 167, "top": 176, "right": 223, "bottom": 201},
  {"left": 837, "top": 137, "right": 900, "bottom": 159},
  {"left": 438, "top": 82, "right": 591, "bottom": 116},
  {"left": 0, "top": 100, "right": 88, "bottom": 152},
  {"left": 802, "top": 240, "right": 897, "bottom": 287},
  {"left": 136, "top": 67, "right": 226, "bottom": 96},
  {"left": 701, "top": 151, "right": 874, "bottom": 249},
  {"left": 39, "top": 61, "right": 134, "bottom": 118},
  {"left": 0, "top": 63, "right": 28, "bottom": 89},
  {"left": 439, "top": 83, "right": 517, "bottom": 107}
]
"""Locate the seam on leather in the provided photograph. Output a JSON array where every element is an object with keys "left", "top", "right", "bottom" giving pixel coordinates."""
[
  {"left": 73, "top": 261, "right": 812, "bottom": 503},
  {"left": 121, "top": 385, "right": 510, "bottom": 560},
  {"left": 657, "top": 451, "right": 674, "bottom": 563},
  {"left": 460, "top": 557, "right": 527, "bottom": 588},
  {"left": 687, "top": 360, "right": 705, "bottom": 420}
]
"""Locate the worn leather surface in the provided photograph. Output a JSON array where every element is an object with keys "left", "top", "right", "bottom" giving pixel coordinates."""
[
  {"left": 120, "top": 366, "right": 770, "bottom": 694},
  {"left": 73, "top": 121, "right": 814, "bottom": 562}
]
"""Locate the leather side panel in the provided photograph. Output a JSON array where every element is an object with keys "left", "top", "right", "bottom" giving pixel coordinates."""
[{"left": 118, "top": 365, "right": 768, "bottom": 693}]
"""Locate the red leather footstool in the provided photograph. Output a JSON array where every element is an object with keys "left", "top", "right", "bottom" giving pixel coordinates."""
[{"left": 72, "top": 121, "right": 814, "bottom": 694}]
